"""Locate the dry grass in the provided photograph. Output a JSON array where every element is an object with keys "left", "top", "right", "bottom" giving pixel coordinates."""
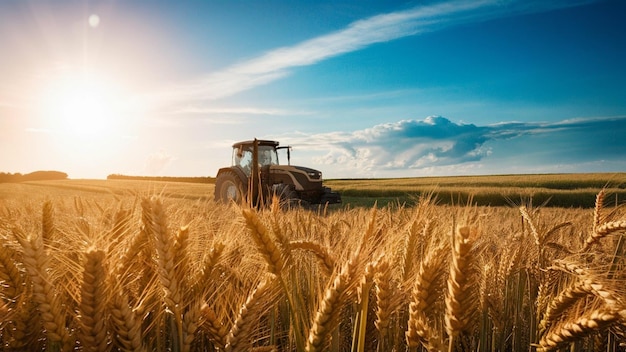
[{"left": 1, "top": 183, "right": 626, "bottom": 351}]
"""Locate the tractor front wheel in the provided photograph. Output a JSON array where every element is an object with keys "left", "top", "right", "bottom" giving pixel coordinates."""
[{"left": 214, "top": 171, "right": 246, "bottom": 203}]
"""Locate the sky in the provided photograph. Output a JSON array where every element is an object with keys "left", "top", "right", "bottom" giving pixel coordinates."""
[{"left": 1, "top": 0, "right": 625, "bottom": 179}]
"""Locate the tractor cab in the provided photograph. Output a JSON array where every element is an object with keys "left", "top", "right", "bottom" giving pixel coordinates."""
[{"left": 232, "top": 140, "right": 280, "bottom": 176}]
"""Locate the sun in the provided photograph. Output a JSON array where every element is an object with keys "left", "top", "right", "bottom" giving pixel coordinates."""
[{"left": 39, "top": 71, "right": 123, "bottom": 140}]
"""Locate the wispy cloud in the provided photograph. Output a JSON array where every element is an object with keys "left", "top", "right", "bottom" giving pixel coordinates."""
[
  {"left": 168, "top": 106, "right": 310, "bottom": 116},
  {"left": 282, "top": 115, "right": 626, "bottom": 172},
  {"left": 157, "top": 0, "right": 598, "bottom": 103}
]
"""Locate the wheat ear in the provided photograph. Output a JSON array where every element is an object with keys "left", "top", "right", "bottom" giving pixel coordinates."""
[
  {"left": 41, "top": 200, "right": 55, "bottom": 245},
  {"left": 540, "top": 276, "right": 620, "bottom": 332},
  {"left": 270, "top": 198, "right": 292, "bottom": 260},
  {"left": 373, "top": 258, "right": 397, "bottom": 350},
  {"left": 593, "top": 189, "right": 606, "bottom": 231},
  {"left": 192, "top": 242, "right": 225, "bottom": 297},
  {"left": 0, "top": 241, "right": 23, "bottom": 310},
  {"left": 225, "top": 275, "right": 278, "bottom": 352},
  {"left": 110, "top": 286, "right": 146, "bottom": 352},
  {"left": 373, "top": 258, "right": 391, "bottom": 332},
  {"left": 182, "top": 299, "right": 203, "bottom": 352},
  {"left": 290, "top": 239, "right": 336, "bottom": 276},
  {"left": 445, "top": 226, "right": 475, "bottom": 348},
  {"left": 142, "top": 197, "right": 182, "bottom": 314},
  {"left": 174, "top": 225, "right": 191, "bottom": 290},
  {"left": 401, "top": 219, "right": 432, "bottom": 282},
  {"left": 141, "top": 197, "right": 184, "bottom": 349},
  {"left": 537, "top": 308, "right": 620, "bottom": 351},
  {"left": 407, "top": 244, "right": 447, "bottom": 350},
  {"left": 200, "top": 303, "right": 229, "bottom": 350},
  {"left": 306, "top": 258, "right": 359, "bottom": 352},
  {"left": 78, "top": 248, "right": 109, "bottom": 352},
  {"left": 107, "top": 207, "right": 132, "bottom": 253},
  {"left": 583, "top": 220, "right": 626, "bottom": 250},
  {"left": 242, "top": 208, "right": 285, "bottom": 275},
  {"left": 520, "top": 206, "right": 540, "bottom": 246},
  {"left": 115, "top": 226, "right": 149, "bottom": 281},
  {"left": 15, "top": 229, "right": 73, "bottom": 351}
]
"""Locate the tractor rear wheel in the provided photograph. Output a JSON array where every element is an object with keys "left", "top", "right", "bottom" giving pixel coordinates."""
[{"left": 215, "top": 171, "right": 246, "bottom": 203}]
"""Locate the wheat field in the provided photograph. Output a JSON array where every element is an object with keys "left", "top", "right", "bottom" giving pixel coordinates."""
[{"left": 1, "top": 182, "right": 626, "bottom": 351}]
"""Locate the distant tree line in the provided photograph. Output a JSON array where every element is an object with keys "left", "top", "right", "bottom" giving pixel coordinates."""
[
  {"left": 107, "top": 174, "right": 215, "bottom": 184},
  {"left": 0, "top": 171, "right": 68, "bottom": 183}
]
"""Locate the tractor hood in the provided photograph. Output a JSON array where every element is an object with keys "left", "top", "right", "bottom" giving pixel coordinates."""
[
  {"left": 290, "top": 165, "right": 322, "bottom": 180},
  {"left": 269, "top": 165, "right": 323, "bottom": 191}
]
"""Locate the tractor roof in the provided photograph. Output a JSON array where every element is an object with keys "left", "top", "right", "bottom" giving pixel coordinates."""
[{"left": 232, "top": 140, "right": 279, "bottom": 149}]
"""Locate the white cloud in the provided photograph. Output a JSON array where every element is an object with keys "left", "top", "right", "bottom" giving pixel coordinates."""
[{"left": 289, "top": 115, "right": 626, "bottom": 174}]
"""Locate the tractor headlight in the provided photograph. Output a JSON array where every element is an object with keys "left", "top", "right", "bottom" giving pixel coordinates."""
[{"left": 308, "top": 171, "right": 321, "bottom": 179}]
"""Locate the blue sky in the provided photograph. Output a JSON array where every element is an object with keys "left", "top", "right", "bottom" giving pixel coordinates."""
[{"left": 1, "top": 0, "right": 625, "bottom": 179}]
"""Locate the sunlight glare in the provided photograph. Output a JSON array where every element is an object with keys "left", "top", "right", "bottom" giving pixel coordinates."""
[{"left": 39, "top": 70, "right": 127, "bottom": 146}]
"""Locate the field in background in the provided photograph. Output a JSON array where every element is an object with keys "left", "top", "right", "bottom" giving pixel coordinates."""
[
  {"left": 2, "top": 172, "right": 624, "bottom": 208},
  {"left": 1, "top": 174, "right": 626, "bottom": 351},
  {"left": 326, "top": 173, "right": 626, "bottom": 208}
]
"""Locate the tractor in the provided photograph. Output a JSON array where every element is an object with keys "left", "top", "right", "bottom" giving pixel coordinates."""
[{"left": 214, "top": 139, "right": 341, "bottom": 206}]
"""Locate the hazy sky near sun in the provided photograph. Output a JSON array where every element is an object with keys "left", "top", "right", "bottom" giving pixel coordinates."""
[{"left": 1, "top": 0, "right": 625, "bottom": 179}]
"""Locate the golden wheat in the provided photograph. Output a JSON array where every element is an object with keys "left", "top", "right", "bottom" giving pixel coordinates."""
[{"left": 1, "top": 188, "right": 624, "bottom": 351}]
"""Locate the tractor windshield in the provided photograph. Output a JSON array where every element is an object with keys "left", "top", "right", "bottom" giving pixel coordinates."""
[
  {"left": 258, "top": 146, "right": 279, "bottom": 166},
  {"left": 232, "top": 144, "right": 279, "bottom": 175}
]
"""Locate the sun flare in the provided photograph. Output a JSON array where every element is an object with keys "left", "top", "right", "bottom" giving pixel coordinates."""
[{"left": 39, "top": 71, "right": 124, "bottom": 140}]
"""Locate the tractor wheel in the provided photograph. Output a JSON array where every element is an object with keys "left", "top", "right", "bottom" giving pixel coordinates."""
[
  {"left": 274, "top": 185, "right": 304, "bottom": 210},
  {"left": 215, "top": 171, "right": 246, "bottom": 203}
]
